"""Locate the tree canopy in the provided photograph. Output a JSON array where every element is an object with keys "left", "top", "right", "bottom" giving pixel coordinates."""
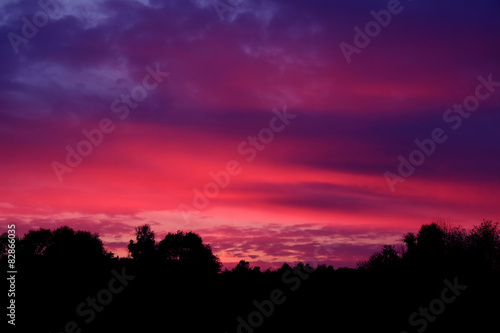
[
  {"left": 127, "top": 225, "right": 222, "bottom": 273},
  {"left": 359, "top": 219, "right": 500, "bottom": 272}
]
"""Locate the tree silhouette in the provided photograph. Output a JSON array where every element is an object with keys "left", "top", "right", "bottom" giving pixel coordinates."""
[
  {"left": 157, "top": 230, "right": 221, "bottom": 274},
  {"left": 18, "top": 228, "right": 52, "bottom": 256},
  {"left": 358, "top": 244, "right": 400, "bottom": 270},
  {"left": 128, "top": 224, "right": 156, "bottom": 261},
  {"left": 416, "top": 222, "right": 446, "bottom": 257},
  {"left": 7, "top": 226, "right": 110, "bottom": 264},
  {"left": 47, "top": 226, "right": 109, "bottom": 261},
  {"left": 467, "top": 219, "right": 500, "bottom": 270},
  {"left": 402, "top": 232, "right": 417, "bottom": 254},
  {"left": 232, "top": 260, "right": 251, "bottom": 274}
]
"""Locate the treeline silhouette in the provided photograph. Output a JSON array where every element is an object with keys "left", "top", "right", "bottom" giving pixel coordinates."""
[{"left": 1, "top": 220, "right": 499, "bottom": 332}]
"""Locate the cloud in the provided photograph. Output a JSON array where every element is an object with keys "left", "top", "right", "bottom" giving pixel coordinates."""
[{"left": 1, "top": 0, "right": 499, "bottom": 268}]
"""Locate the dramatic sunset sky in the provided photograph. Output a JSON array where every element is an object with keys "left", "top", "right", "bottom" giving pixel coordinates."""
[{"left": 1, "top": 0, "right": 499, "bottom": 268}]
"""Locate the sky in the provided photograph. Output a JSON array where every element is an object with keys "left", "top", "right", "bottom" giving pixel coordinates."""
[{"left": 0, "top": 0, "right": 499, "bottom": 269}]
